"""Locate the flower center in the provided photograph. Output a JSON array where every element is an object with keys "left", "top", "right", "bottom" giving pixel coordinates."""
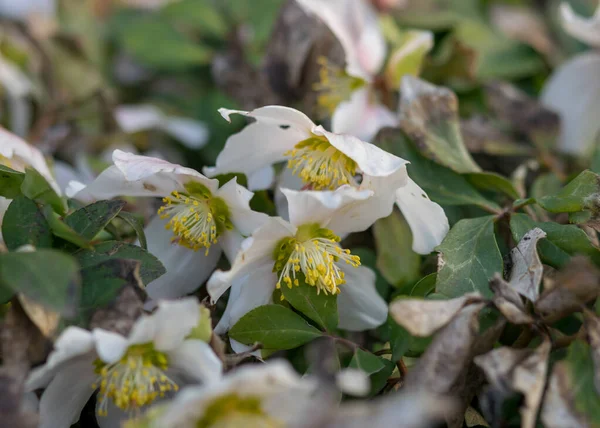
[
  {"left": 196, "top": 393, "right": 281, "bottom": 428},
  {"left": 284, "top": 136, "right": 358, "bottom": 190},
  {"left": 157, "top": 182, "right": 232, "bottom": 255},
  {"left": 93, "top": 343, "right": 178, "bottom": 415},
  {"left": 273, "top": 223, "right": 360, "bottom": 296},
  {"left": 314, "top": 56, "right": 366, "bottom": 116}
]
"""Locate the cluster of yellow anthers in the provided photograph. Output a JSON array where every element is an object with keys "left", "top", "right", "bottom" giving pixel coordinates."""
[
  {"left": 93, "top": 344, "right": 178, "bottom": 416},
  {"left": 285, "top": 136, "right": 358, "bottom": 190},
  {"left": 196, "top": 393, "right": 281, "bottom": 428},
  {"left": 314, "top": 56, "right": 365, "bottom": 115},
  {"left": 274, "top": 225, "right": 361, "bottom": 296}
]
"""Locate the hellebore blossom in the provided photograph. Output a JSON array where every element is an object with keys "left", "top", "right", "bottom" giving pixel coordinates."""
[
  {"left": 124, "top": 360, "right": 325, "bottom": 428},
  {"left": 208, "top": 185, "right": 391, "bottom": 345},
  {"left": 205, "top": 106, "right": 448, "bottom": 254},
  {"left": 541, "top": 2, "right": 600, "bottom": 155},
  {"left": 70, "top": 150, "right": 267, "bottom": 300},
  {"left": 296, "top": 0, "right": 432, "bottom": 141},
  {"left": 25, "top": 298, "right": 222, "bottom": 428}
]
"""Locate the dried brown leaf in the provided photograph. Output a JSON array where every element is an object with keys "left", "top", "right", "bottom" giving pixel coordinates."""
[
  {"left": 490, "top": 275, "right": 534, "bottom": 324},
  {"left": 508, "top": 227, "right": 546, "bottom": 302},
  {"left": 583, "top": 309, "right": 600, "bottom": 395},
  {"left": 389, "top": 293, "right": 483, "bottom": 337},
  {"left": 17, "top": 294, "right": 60, "bottom": 339}
]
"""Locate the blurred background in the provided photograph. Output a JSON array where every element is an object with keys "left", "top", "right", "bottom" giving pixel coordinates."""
[{"left": 0, "top": 0, "right": 597, "bottom": 187}]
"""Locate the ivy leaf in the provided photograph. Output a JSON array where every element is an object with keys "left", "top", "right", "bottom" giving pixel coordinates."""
[
  {"left": 436, "top": 216, "right": 502, "bottom": 298},
  {"left": 0, "top": 165, "right": 24, "bottom": 199},
  {"left": 64, "top": 200, "right": 126, "bottom": 240},
  {"left": 398, "top": 76, "right": 481, "bottom": 174},
  {"left": 229, "top": 305, "right": 323, "bottom": 350},
  {"left": 376, "top": 129, "right": 501, "bottom": 212},
  {"left": 349, "top": 349, "right": 396, "bottom": 396},
  {"left": 465, "top": 172, "right": 520, "bottom": 200},
  {"left": 21, "top": 167, "right": 67, "bottom": 215},
  {"left": 74, "top": 241, "right": 165, "bottom": 285},
  {"left": 537, "top": 170, "right": 600, "bottom": 214},
  {"left": 388, "top": 316, "right": 412, "bottom": 362},
  {"left": 116, "top": 211, "right": 147, "bottom": 250},
  {"left": 373, "top": 209, "right": 421, "bottom": 287},
  {"left": 0, "top": 250, "right": 80, "bottom": 316},
  {"left": 1, "top": 196, "right": 52, "bottom": 250},
  {"left": 280, "top": 278, "right": 338, "bottom": 332}
]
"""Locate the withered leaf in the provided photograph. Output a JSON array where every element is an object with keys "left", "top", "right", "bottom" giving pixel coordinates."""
[
  {"left": 389, "top": 293, "right": 483, "bottom": 337},
  {"left": 535, "top": 256, "right": 600, "bottom": 322},
  {"left": 508, "top": 227, "right": 546, "bottom": 302},
  {"left": 489, "top": 275, "right": 534, "bottom": 324},
  {"left": 475, "top": 339, "right": 551, "bottom": 428},
  {"left": 583, "top": 309, "right": 600, "bottom": 395},
  {"left": 17, "top": 294, "right": 60, "bottom": 338}
]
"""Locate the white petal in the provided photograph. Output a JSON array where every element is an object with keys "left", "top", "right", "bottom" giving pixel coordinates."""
[
  {"left": 37, "top": 358, "right": 97, "bottom": 428},
  {"left": 0, "top": 0, "right": 55, "bottom": 22},
  {"left": 331, "top": 87, "right": 398, "bottom": 142},
  {"left": 204, "top": 106, "right": 314, "bottom": 178},
  {"left": 26, "top": 327, "right": 95, "bottom": 390},
  {"left": 144, "top": 215, "right": 222, "bottom": 300},
  {"left": 560, "top": 2, "right": 600, "bottom": 48},
  {"left": 0, "top": 127, "right": 61, "bottom": 195},
  {"left": 207, "top": 217, "right": 294, "bottom": 303},
  {"left": 541, "top": 52, "right": 600, "bottom": 155},
  {"left": 168, "top": 340, "right": 223, "bottom": 384},
  {"left": 53, "top": 161, "right": 83, "bottom": 195},
  {"left": 114, "top": 104, "right": 165, "bottom": 133},
  {"left": 395, "top": 177, "right": 449, "bottom": 254},
  {"left": 282, "top": 186, "right": 373, "bottom": 229},
  {"left": 92, "top": 329, "right": 128, "bottom": 364},
  {"left": 338, "top": 264, "right": 388, "bottom": 331},
  {"left": 215, "top": 177, "right": 269, "bottom": 236},
  {"left": 65, "top": 180, "right": 88, "bottom": 199},
  {"left": 161, "top": 116, "right": 209, "bottom": 149},
  {"left": 95, "top": 403, "right": 129, "bottom": 428},
  {"left": 336, "top": 368, "right": 370, "bottom": 396},
  {"left": 326, "top": 169, "right": 406, "bottom": 236},
  {"left": 219, "top": 230, "right": 245, "bottom": 262},
  {"left": 213, "top": 262, "right": 276, "bottom": 334},
  {"left": 247, "top": 165, "right": 276, "bottom": 191},
  {"left": 313, "top": 125, "right": 408, "bottom": 177},
  {"left": 274, "top": 167, "right": 304, "bottom": 221},
  {"left": 132, "top": 297, "right": 200, "bottom": 351},
  {"left": 296, "top": 0, "right": 385, "bottom": 80}
]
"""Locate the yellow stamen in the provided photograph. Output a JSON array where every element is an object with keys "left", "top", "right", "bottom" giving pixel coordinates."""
[
  {"left": 314, "top": 56, "right": 366, "bottom": 116},
  {"left": 284, "top": 136, "right": 358, "bottom": 190},
  {"left": 94, "top": 343, "right": 178, "bottom": 416}
]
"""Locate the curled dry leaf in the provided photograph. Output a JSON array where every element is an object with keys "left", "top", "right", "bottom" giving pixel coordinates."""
[
  {"left": 490, "top": 275, "right": 534, "bottom": 324},
  {"left": 17, "top": 294, "right": 60, "bottom": 338},
  {"left": 535, "top": 256, "right": 600, "bottom": 322},
  {"left": 475, "top": 339, "right": 551, "bottom": 428},
  {"left": 508, "top": 227, "right": 546, "bottom": 302},
  {"left": 541, "top": 362, "right": 590, "bottom": 428},
  {"left": 389, "top": 292, "right": 483, "bottom": 337}
]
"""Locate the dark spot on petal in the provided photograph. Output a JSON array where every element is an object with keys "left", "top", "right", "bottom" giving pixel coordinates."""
[
  {"left": 421, "top": 193, "right": 427, "bottom": 199},
  {"left": 279, "top": 124, "right": 290, "bottom": 130},
  {"left": 143, "top": 182, "right": 157, "bottom": 191}
]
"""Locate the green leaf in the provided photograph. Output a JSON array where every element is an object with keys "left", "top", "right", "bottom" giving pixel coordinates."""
[
  {"left": 376, "top": 129, "right": 501, "bottom": 212},
  {"left": 2, "top": 196, "right": 52, "bottom": 250},
  {"left": 280, "top": 278, "right": 338, "bottom": 332},
  {"left": 0, "top": 250, "right": 80, "bottom": 316},
  {"left": 349, "top": 348, "right": 386, "bottom": 375},
  {"left": 373, "top": 209, "right": 421, "bottom": 287},
  {"left": 64, "top": 200, "right": 126, "bottom": 240},
  {"left": 510, "top": 214, "right": 600, "bottom": 268},
  {"left": 398, "top": 77, "right": 481, "bottom": 174},
  {"left": 44, "top": 207, "right": 91, "bottom": 249},
  {"left": 161, "top": 0, "right": 227, "bottom": 36},
  {"left": 229, "top": 304, "right": 323, "bottom": 350},
  {"left": 117, "top": 211, "right": 147, "bottom": 250},
  {"left": 75, "top": 241, "right": 165, "bottom": 285},
  {"left": 384, "top": 29, "right": 433, "bottom": 89},
  {"left": 409, "top": 273, "right": 437, "bottom": 297},
  {"left": 538, "top": 170, "right": 600, "bottom": 213},
  {"left": 0, "top": 165, "right": 24, "bottom": 199},
  {"left": 565, "top": 341, "right": 600, "bottom": 423},
  {"left": 388, "top": 316, "right": 411, "bottom": 362},
  {"left": 436, "top": 216, "right": 502, "bottom": 297},
  {"left": 465, "top": 172, "right": 520, "bottom": 200},
  {"left": 21, "top": 168, "right": 66, "bottom": 215}
]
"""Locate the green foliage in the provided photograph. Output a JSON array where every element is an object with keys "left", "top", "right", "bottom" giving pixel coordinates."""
[
  {"left": 0, "top": 250, "right": 80, "bottom": 316},
  {"left": 2, "top": 196, "right": 52, "bottom": 250},
  {"left": 566, "top": 341, "right": 600, "bottom": 423},
  {"left": 280, "top": 278, "right": 338, "bottom": 332},
  {"left": 0, "top": 165, "right": 24, "bottom": 199},
  {"left": 64, "top": 200, "right": 126, "bottom": 240},
  {"left": 436, "top": 216, "right": 502, "bottom": 297},
  {"left": 21, "top": 168, "right": 67, "bottom": 215},
  {"left": 229, "top": 305, "right": 323, "bottom": 350},
  {"left": 537, "top": 170, "right": 600, "bottom": 214}
]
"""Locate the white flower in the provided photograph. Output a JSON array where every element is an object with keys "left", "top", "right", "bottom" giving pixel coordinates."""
[
  {"left": 0, "top": 0, "right": 55, "bottom": 21},
  {"left": 70, "top": 150, "right": 268, "bottom": 300},
  {"left": 124, "top": 360, "right": 325, "bottom": 428},
  {"left": 115, "top": 105, "right": 209, "bottom": 150},
  {"left": 25, "top": 298, "right": 223, "bottom": 428},
  {"left": 296, "top": 0, "right": 432, "bottom": 141},
  {"left": 206, "top": 106, "right": 448, "bottom": 254},
  {"left": 541, "top": 3, "right": 600, "bottom": 155},
  {"left": 208, "top": 185, "right": 390, "bottom": 342}
]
